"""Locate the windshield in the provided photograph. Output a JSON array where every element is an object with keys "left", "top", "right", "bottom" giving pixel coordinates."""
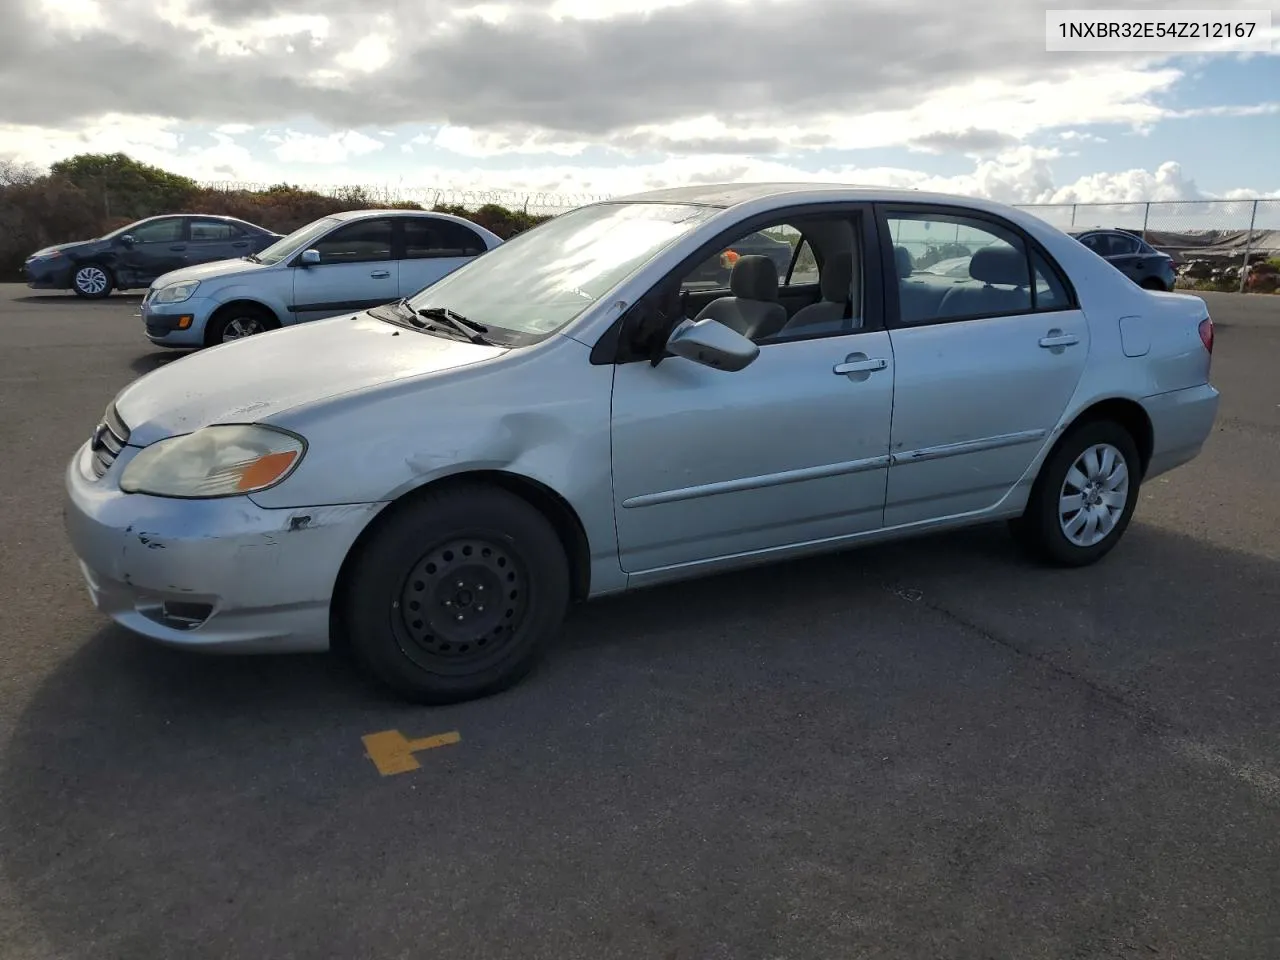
[
  {"left": 99, "top": 219, "right": 149, "bottom": 241},
  {"left": 256, "top": 217, "right": 341, "bottom": 265},
  {"left": 406, "top": 202, "right": 719, "bottom": 338}
]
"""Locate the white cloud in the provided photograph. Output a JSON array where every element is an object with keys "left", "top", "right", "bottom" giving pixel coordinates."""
[
  {"left": 267, "top": 129, "right": 386, "bottom": 163},
  {"left": 216, "top": 122, "right": 253, "bottom": 134}
]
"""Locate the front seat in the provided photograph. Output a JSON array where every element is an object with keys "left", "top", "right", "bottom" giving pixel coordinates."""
[
  {"left": 781, "top": 254, "right": 855, "bottom": 335},
  {"left": 691, "top": 254, "right": 788, "bottom": 342}
]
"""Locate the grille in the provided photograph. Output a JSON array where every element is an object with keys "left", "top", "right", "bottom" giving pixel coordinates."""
[{"left": 89, "top": 404, "right": 130, "bottom": 479}]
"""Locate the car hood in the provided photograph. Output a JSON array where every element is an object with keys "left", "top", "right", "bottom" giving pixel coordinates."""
[
  {"left": 152, "top": 257, "right": 272, "bottom": 287},
  {"left": 29, "top": 239, "right": 96, "bottom": 259},
  {"left": 115, "top": 312, "right": 508, "bottom": 446}
]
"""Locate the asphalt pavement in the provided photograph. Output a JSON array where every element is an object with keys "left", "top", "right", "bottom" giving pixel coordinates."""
[{"left": 1, "top": 285, "right": 1278, "bottom": 959}]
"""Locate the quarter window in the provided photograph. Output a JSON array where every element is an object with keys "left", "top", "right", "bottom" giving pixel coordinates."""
[{"left": 312, "top": 219, "right": 394, "bottom": 264}]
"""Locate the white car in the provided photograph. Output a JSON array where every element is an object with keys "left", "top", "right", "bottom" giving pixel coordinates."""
[{"left": 140, "top": 209, "right": 504, "bottom": 348}]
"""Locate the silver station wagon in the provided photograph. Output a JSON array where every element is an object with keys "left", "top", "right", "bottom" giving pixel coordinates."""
[{"left": 64, "top": 183, "right": 1220, "bottom": 704}]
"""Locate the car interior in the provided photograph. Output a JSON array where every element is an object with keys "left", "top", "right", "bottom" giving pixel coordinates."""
[{"left": 679, "top": 216, "right": 864, "bottom": 343}]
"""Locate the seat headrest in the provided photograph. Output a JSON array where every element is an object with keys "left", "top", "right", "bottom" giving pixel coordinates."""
[
  {"left": 969, "top": 246, "right": 1029, "bottom": 286},
  {"left": 894, "top": 245, "right": 914, "bottom": 278},
  {"left": 820, "top": 255, "right": 854, "bottom": 302},
  {"left": 729, "top": 254, "right": 779, "bottom": 301}
]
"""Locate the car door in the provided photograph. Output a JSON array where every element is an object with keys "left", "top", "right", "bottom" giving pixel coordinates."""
[
  {"left": 879, "top": 205, "right": 1089, "bottom": 527},
  {"left": 396, "top": 217, "right": 489, "bottom": 298},
  {"left": 1099, "top": 231, "right": 1145, "bottom": 282},
  {"left": 118, "top": 217, "right": 189, "bottom": 284},
  {"left": 608, "top": 205, "right": 895, "bottom": 576},
  {"left": 186, "top": 218, "right": 247, "bottom": 267},
  {"left": 290, "top": 217, "right": 398, "bottom": 324}
]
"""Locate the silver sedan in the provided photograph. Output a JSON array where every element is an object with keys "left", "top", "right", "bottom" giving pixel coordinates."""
[{"left": 63, "top": 183, "right": 1220, "bottom": 703}]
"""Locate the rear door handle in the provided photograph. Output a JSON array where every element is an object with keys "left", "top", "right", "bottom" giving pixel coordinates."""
[
  {"left": 231, "top": 241, "right": 249, "bottom": 248},
  {"left": 1039, "top": 332, "right": 1079, "bottom": 348},
  {"left": 169, "top": 245, "right": 187, "bottom": 251},
  {"left": 833, "top": 356, "right": 887, "bottom": 375},
  {"left": 370, "top": 270, "right": 391, "bottom": 279}
]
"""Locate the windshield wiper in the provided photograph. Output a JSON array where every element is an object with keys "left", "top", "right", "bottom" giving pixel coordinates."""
[
  {"left": 242, "top": 253, "right": 261, "bottom": 263},
  {"left": 416, "top": 306, "right": 492, "bottom": 344}
]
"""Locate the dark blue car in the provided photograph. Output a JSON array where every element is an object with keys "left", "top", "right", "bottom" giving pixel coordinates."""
[
  {"left": 1069, "top": 228, "right": 1178, "bottom": 292},
  {"left": 24, "top": 214, "right": 281, "bottom": 299}
]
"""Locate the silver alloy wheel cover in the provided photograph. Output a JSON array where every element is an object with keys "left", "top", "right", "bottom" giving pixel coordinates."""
[
  {"left": 222, "top": 316, "right": 265, "bottom": 341},
  {"left": 1058, "top": 442, "right": 1129, "bottom": 547},
  {"left": 75, "top": 266, "right": 108, "bottom": 295}
]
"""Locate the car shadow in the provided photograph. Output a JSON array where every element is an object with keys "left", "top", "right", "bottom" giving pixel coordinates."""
[
  {"left": 2, "top": 523, "right": 1278, "bottom": 957},
  {"left": 15, "top": 293, "right": 144, "bottom": 305},
  {"left": 130, "top": 350, "right": 194, "bottom": 374}
]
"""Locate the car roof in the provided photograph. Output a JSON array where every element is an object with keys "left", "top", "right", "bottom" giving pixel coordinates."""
[
  {"left": 329, "top": 208, "right": 463, "bottom": 221},
  {"left": 606, "top": 181, "right": 1042, "bottom": 218}
]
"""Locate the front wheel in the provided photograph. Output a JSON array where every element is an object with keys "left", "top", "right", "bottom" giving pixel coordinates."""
[
  {"left": 340, "top": 484, "right": 571, "bottom": 704},
  {"left": 72, "top": 264, "right": 114, "bottom": 299},
  {"left": 1011, "top": 420, "right": 1142, "bottom": 567},
  {"left": 204, "top": 306, "right": 277, "bottom": 346}
]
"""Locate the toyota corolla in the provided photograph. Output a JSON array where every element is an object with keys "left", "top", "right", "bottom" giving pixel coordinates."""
[{"left": 64, "top": 183, "right": 1219, "bottom": 704}]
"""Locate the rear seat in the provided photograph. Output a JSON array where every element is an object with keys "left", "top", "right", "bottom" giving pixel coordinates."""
[
  {"left": 936, "top": 246, "right": 1032, "bottom": 319},
  {"left": 896, "top": 244, "right": 1032, "bottom": 325}
]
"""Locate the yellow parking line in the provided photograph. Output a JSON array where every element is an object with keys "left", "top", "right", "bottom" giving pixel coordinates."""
[{"left": 362, "top": 729, "right": 461, "bottom": 776}]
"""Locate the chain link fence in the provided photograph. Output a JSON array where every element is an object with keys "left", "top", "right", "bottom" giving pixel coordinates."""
[
  {"left": 1013, "top": 199, "right": 1280, "bottom": 293},
  {"left": 200, "top": 181, "right": 611, "bottom": 216}
]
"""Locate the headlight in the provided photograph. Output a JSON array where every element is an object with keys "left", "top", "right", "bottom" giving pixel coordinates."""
[
  {"left": 151, "top": 279, "right": 201, "bottom": 304},
  {"left": 119, "top": 424, "right": 305, "bottom": 498}
]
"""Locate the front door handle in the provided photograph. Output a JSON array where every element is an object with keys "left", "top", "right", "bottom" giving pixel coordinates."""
[
  {"left": 169, "top": 245, "right": 187, "bottom": 251},
  {"left": 833, "top": 357, "right": 887, "bottom": 375},
  {"left": 1039, "top": 331, "right": 1079, "bottom": 348},
  {"left": 231, "top": 241, "right": 249, "bottom": 248},
  {"left": 370, "top": 270, "right": 391, "bottom": 279}
]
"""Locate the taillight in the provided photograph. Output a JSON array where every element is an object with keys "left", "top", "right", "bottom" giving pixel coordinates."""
[{"left": 1198, "top": 317, "right": 1214, "bottom": 353}]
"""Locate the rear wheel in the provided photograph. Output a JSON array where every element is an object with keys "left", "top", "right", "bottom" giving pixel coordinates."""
[
  {"left": 1011, "top": 420, "right": 1142, "bottom": 567},
  {"left": 1139, "top": 276, "right": 1167, "bottom": 291},
  {"left": 72, "top": 264, "right": 114, "bottom": 299},
  {"left": 205, "top": 305, "right": 277, "bottom": 346},
  {"left": 340, "top": 484, "right": 571, "bottom": 704}
]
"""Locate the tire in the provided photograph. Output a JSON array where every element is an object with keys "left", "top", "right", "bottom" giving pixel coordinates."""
[
  {"left": 340, "top": 484, "right": 571, "bottom": 704},
  {"left": 204, "top": 305, "right": 277, "bottom": 346},
  {"left": 1011, "top": 419, "right": 1142, "bottom": 567},
  {"left": 72, "top": 263, "right": 114, "bottom": 299},
  {"left": 1139, "top": 276, "right": 1167, "bottom": 291}
]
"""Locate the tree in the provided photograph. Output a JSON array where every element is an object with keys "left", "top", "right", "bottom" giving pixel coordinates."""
[{"left": 49, "top": 152, "right": 199, "bottom": 220}]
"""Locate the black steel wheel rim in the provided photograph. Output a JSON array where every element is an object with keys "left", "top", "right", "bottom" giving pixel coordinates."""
[{"left": 393, "top": 536, "right": 530, "bottom": 673}]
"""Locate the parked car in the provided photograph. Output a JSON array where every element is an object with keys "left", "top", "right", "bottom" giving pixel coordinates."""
[
  {"left": 1069, "top": 228, "right": 1177, "bottom": 291},
  {"left": 24, "top": 214, "right": 281, "bottom": 299},
  {"left": 64, "top": 183, "right": 1219, "bottom": 704},
  {"left": 140, "top": 209, "right": 504, "bottom": 347}
]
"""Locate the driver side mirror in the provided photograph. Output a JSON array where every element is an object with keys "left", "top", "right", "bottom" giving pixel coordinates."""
[
  {"left": 298, "top": 249, "right": 320, "bottom": 267},
  {"left": 665, "top": 317, "right": 759, "bottom": 372},
  {"left": 119, "top": 235, "right": 136, "bottom": 247}
]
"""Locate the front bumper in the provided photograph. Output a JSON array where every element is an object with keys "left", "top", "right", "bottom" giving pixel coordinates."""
[
  {"left": 64, "top": 440, "right": 386, "bottom": 653},
  {"left": 141, "top": 297, "right": 216, "bottom": 347},
  {"left": 25, "top": 259, "right": 71, "bottom": 289}
]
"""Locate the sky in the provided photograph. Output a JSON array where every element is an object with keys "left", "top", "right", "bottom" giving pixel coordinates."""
[{"left": 0, "top": 0, "right": 1278, "bottom": 213}]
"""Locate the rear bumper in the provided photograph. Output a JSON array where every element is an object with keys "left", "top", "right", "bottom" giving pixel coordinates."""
[{"left": 1142, "top": 382, "right": 1220, "bottom": 480}]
